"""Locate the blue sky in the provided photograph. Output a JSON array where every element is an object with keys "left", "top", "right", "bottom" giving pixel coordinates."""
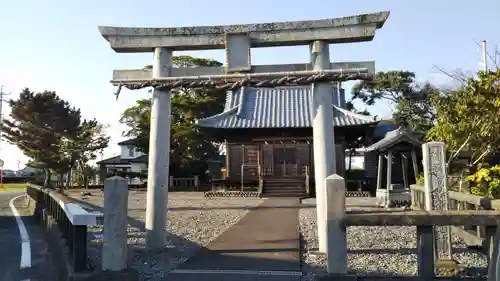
[{"left": 0, "top": 0, "right": 498, "bottom": 170}]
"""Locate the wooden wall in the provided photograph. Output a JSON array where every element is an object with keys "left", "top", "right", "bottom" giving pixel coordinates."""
[{"left": 226, "top": 140, "right": 347, "bottom": 180}]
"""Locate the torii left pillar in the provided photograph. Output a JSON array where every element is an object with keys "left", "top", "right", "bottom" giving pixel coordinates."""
[{"left": 145, "top": 48, "right": 172, "bottom": 250}]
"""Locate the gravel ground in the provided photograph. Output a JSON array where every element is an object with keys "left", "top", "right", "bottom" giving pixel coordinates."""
[
  {"left": 74, "top": 190, "right": 488, "bottom": 281},
  {"left": 82, "top": 192, "right": 264, "bottom": 279},
  {"left": 299, "top": 207, "right": 488, "bottom": 281}
]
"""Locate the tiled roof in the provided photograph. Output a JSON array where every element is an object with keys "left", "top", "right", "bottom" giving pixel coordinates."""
[
  {"left": 196, "top": 86, "right": 377, "bottom": 129},
  {"left": 365, "top": 127, "right": 423, "bottom": 152}
]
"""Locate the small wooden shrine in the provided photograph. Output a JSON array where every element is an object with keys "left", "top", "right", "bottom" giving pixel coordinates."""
[{"left": 365, "top": 127, "right": 423, "bottom": 206}]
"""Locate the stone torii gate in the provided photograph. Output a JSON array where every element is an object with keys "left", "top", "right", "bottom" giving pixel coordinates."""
[{"left": 98, "top": 11, "right": 390, "bottom": 251}]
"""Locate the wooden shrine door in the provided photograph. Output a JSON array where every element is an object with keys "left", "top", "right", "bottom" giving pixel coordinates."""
[{"left": 273, "top": 143, "right": 298, "bottom": 177}]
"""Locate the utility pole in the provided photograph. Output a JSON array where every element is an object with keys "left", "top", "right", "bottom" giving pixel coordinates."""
[
  {"left": 481, "top": 40, "right": 488, "bottom": 71},
  {"left": 0, "top": 86, "right": 9, "bottom": 185},
  {"left": 0, "top": 86, "right": 10, "bottom": 140}
]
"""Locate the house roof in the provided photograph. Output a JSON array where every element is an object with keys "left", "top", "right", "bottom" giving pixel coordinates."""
[
  {"left": 196, "top": 86, "right": 378, "bottom": 129},
  {"left": 97, "top": 154, "right": 148, "bottom": 165},
  {"left": 117, "top": 138, "right": 139, "bottom": 146},
  {"left": 365, "top": 127, "right": 423, "bottom": 152}
]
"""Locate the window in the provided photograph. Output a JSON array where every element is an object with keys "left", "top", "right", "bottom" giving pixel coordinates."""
[{"left": 128, "top": 146, "right": 134, "bottom": 157}]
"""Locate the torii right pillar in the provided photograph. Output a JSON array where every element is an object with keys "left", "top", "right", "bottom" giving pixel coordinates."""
[{"left": 311, "top": 41, "right": 336, "bottom": 253}]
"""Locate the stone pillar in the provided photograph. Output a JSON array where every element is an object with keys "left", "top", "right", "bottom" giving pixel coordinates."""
[
  {"left": 386, "top": 151, "right": 393, "bottom": 190},
  {"left": 194, "top": 175, "right": 199, "bottom": 189},
  {"left": 422, "top": 144, "right": 433, "bottom": 211},
  {"left": 422, "top": 142, "right": 452, "bottom": 260},
  {"left": 325, "top": 174, "right": 347, "bottom": 274},
  {"left": 310, "top": 40, "right": 335, "bottom": 253},
  {"left": 145, "top": 47, "right": 172, "bottom": 250},
  {"left": 376, "top": 153, "right": 385, "bottom": 206},
  {"left": 411, "top": 150, "right": 419, "bottom": 180},
  {"left": 385, "top": 151, "right": 393, "bottom": 207},
  {"left": 376, "top": 153, "right": 384, "bottom": 191},
  {"left": 102, "top": 176, "right": 128, "bottom": 271},
  {"left": 402, "top": 154, "right": 408, "bottom": 189}
]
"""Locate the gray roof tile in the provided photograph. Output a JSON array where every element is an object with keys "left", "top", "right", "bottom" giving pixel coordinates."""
[{"left": 196, "top": 86, "right": 377, "bottom": 129}]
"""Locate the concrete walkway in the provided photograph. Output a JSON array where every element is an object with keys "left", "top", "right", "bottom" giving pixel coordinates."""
[{"left": 172, "top": 198, "right": 301, "bottom": 281}]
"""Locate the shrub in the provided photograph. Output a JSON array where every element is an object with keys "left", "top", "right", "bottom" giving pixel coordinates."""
[
  {"left": 416, "top": 174, "right": 425, "bottom": 185},
  {"left": 467, "top": 165, "right": 500, "bottom": 198}
]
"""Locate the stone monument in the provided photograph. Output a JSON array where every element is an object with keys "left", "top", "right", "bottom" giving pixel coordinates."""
[{"left": 422, "top": 142, "right": 452, "bottom": 260}]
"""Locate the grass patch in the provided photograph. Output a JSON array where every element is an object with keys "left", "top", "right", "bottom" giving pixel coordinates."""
[{"left": 0, "top": 183, "right": 28, "bottom": 191}]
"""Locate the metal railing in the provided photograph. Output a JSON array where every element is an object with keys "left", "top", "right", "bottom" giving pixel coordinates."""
[{"left": 26, "top": 184, "right": 103, "bottom": 272}]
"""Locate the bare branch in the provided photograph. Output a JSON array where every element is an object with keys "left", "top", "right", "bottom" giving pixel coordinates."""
[{"left": 432, "top": 64, "right": 469, "bottom": 87}]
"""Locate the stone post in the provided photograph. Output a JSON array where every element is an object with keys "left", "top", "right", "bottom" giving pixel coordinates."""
[
  {"left": 386, "top": 151, "right": 393, "bottom": 190},
  {"left": 422, "top": 142, "right": 452, "bottom": 260},
  {"left": 325, "top": 174, "right": 347, "bottom": 274},
  {"left": 402, "top": 154, "right": 408, "bottom": 189},
  {"left": 145, "top": 47, "right": 172, "bottom": 250},
  {"left": 194, "top": 175, "right": 199, "bottom": 189},
  {"left": 310, "top": 40, "right": 336, "bottom": 253},
  {"left": 422, "top": 145, "right": 433, "bottom": 211},
  {"left": 411, "top": 150, "right": 419, "bottom": 179},
  {"left": 375, "top": 153, "right": 385, "bottom": 206},
  {"left": 102, "top": 176, "right": 128, "bottom": 271},
  {"left": 386, "top": 151, "right": 393, "bottom": 207}
]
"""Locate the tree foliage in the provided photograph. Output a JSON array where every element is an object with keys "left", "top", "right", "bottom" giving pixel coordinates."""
[
  {"left": 2, "top": 88, "right": 109, "bottom": 187},
  {"left": 352, "top": 70, "right": 437, "bottom": 132},
  {"left": 120, "top": 56, "right": 226, "bottom": 176},
  {"left": 426, "top": 70, "right": 500, "bottom": 161},
  {"left": 345, "top": 101, "right": 371, "bottom": 116}
]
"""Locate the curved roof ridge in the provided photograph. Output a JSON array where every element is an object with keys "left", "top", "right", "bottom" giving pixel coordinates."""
[
  {"left": 365, "top": 126, "right": 423, "bottom": 152},
  {"left": 333, "top": 105, "right": 376, "bottom": 121}
]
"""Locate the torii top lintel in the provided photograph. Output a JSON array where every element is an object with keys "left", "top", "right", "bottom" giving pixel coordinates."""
[{"left": 98, "top": 11, "right": 389, "bottom": 53}]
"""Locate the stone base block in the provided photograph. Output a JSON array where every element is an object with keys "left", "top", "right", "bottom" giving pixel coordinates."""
[{"left": 376, "top": 189, "right": 411, "bottom": 207}]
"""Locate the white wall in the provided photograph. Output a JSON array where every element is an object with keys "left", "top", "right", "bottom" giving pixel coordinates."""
[{"left": 120, "top": 145, "right": 144, "bottom": 159}]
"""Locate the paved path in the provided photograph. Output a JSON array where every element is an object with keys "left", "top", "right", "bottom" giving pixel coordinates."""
[
  {"left": 172, "top": 198, "right": 302, "bottom": 281},
  {"left": 0, "top": 190, "right": 55, "bottom": 281}
]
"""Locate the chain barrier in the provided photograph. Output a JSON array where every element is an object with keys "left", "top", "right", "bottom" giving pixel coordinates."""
[{"left": 113, "top": 72, "right": 373, "bottom": 98}]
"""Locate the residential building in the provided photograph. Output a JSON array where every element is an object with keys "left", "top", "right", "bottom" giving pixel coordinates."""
[{"left": 97, "top": 139, "right": 148, "bottom": 182}]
